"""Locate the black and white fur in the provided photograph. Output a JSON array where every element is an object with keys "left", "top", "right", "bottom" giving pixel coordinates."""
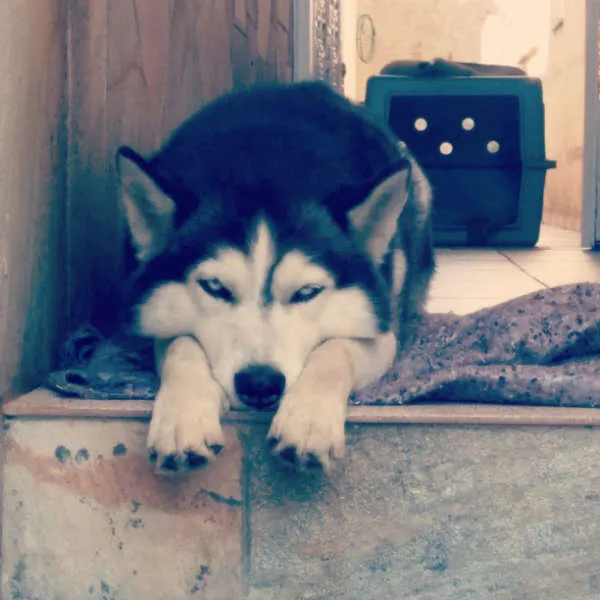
[{"left": 116, "top": 81, "right": 434, "bottom": 474}]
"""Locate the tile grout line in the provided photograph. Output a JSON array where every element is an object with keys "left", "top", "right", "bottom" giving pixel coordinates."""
[
  {"left": 240, "top": 426, "right": 253, "bottom": 599},
  {"left": 498, "top": 250, "right": 549, "bottom": 289}
]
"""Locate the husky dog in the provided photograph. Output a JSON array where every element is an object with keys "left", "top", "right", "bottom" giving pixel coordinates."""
[{"left": 117, "top": 81, "right": 434, "bottom": 474}]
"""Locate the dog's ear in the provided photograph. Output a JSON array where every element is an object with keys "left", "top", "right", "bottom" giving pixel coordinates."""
[
  {"left": 116, "top": 147, "right": 176, "bottom": 262},
  {"left": 347, "top": 161, "right": 410, "bottom": 262}
]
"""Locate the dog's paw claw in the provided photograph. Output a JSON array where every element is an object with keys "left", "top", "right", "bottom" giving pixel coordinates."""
[
  {"left": 148, "top": 446, "right": 218, "bottom": 474},
  {"left": 160, "top": 454, "right": 179, "bottom": 472},
  {"left": 305, "top": 452, "right": 324, "bottom": 470},
  {"left": 267, "top": 394, "right": 345, "bottom": 474},
  {"left": 185, "top": 450, "right": 209, "bottom": 469},
  {"left": 149, "top": 450, "right": 212, "bottom": 475},
  {"left": 209, "top": 444, "right": 224, "bottom": 456},
  {"left": 147, "top": 389, "right": 226, "bottom": 475},
  {"left": 277, "top": 446, "right": 298, "bottom": 467},
  {"left": 268, "top": 439, "right": 329, "bottom": 473}
]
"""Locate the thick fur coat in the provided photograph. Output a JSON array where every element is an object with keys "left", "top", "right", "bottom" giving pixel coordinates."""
[{"left": 117, "top": 81, "right": 434, "bottom": 473}]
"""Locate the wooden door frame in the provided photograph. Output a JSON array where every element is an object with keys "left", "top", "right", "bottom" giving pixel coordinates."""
[{"left": 583, "top": 0, "right": 600, "bottom": 247}]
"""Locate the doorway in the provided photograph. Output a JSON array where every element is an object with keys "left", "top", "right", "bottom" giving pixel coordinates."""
[
  {"left": 293, "top": 0, "right": 600, "bottom": 314},
  {"left": 294, "top": 0, "right": 599, "bottom": 248}
]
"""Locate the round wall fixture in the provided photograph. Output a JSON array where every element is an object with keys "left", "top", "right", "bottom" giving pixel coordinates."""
[{"left": 356, "top": 14, "right": 375, "bottom": 64}]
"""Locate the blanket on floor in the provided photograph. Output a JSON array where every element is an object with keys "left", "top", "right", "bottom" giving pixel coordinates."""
[{"left": 46, "top": 283, "right": 600, "bottom": 408}]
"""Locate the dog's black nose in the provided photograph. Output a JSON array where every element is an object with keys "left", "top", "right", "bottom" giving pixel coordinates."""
[{"left": 234, "top": 365, "right": 285, "bottom": 409}]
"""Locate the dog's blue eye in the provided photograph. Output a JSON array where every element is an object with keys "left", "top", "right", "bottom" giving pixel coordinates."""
[
  {"left": 290, "top": 284, "right": 325, "bottom": 304},
  {"left": 197, "top": 278, "right": 235, "bottom": 303}
]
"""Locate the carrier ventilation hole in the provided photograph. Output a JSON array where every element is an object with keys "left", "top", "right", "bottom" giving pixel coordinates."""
[
  {"left": 487, "top": 140, "right": 500, "bottom": 154},
  {"left": 462, "top": 117, "right": 475, "bottom": 131},
  {"left": 414, "top": 118, "right": 428, "bottom": 131},
  {"left": 439, "top": 142, "right": 453, "bottom": 155}
]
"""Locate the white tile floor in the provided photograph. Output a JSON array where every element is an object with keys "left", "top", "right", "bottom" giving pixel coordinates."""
[{"left": 426, "top": 225, "right": 600, "bottom": 314}]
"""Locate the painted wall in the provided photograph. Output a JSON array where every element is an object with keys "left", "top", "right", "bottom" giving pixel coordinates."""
[
  {"left": 351, "top": 0, "right": 497, "bottom": 101},
  {"left": 345, "top": 0, "right": 585, "bottom": 231},
  {"left": 0, "top": 0, "right": 67, "bottom": 399}
]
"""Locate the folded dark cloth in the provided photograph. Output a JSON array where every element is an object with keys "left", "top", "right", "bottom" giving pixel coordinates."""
[
  {"left": 47, "top": 283, "right": 600, "bottom": 408},
  {"left": 47, "top": 325, "right": 157, "bottom": 399}
]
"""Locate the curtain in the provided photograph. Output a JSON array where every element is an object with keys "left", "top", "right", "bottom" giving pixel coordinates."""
[{"left": 312, "top": 0, "right": 343, "bottom": 92}]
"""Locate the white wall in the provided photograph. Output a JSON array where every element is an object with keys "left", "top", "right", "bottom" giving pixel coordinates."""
[{"left": 341, "top": 0, "right": 585, "bottom": 231}]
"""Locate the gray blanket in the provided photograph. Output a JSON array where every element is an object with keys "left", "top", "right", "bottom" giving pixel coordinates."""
[{"left": 47, "top": 283, "right": 600, "bottom": 408}]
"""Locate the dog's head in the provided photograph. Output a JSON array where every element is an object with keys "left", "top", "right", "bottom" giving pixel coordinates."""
[{"left": 116, "top": 146, "right": 410, "bottom": 409}]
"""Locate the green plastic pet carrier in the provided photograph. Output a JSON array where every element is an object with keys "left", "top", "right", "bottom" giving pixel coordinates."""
[{"left": 365, "top": 59, "right": 557, "bottom": 247}]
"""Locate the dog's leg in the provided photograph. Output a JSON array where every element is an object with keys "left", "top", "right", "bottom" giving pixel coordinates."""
[
  {"left": 268, "top": 332, "right": 397, "bottom": 472},
  {"left": 148, "top": 336, "right": 226, "bottom": 474}
]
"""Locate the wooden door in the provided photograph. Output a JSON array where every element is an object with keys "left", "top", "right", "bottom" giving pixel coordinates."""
[{"left": 66, "top": 0, "right": 294, "bottom": 331}]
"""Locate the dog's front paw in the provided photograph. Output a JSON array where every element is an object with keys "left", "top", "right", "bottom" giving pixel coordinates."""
[
  {"left": 147, "top": 386, "right": 225, "bottom": 475},
  {"left": 267, "top": 390, "right": 346, "bottom": 473}
]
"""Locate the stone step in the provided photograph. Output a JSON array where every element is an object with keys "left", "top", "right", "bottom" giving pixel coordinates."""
[{"left": 2, "top": 390, "right": 600, "bottom": 600}]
